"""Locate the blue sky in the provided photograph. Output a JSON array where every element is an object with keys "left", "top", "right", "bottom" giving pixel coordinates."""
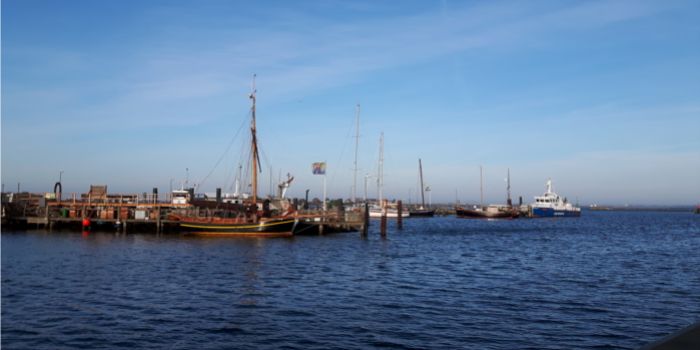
[{"left": 2, "top": 0, "right": 699, "bottom": 205}]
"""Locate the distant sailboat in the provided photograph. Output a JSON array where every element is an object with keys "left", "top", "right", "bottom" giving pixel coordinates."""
[
  {"left": 455, "top": 166, "right": 518, "bottom": 219},
  {"left": 369, "top": 133, "right": 408, "bottom": 218},
  {"left": 409, "top": 158, "right": 435, "bottom": 217}
]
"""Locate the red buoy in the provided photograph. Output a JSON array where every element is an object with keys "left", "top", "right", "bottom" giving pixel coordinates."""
[{"left": 82, "top": 218, "right": 91, "bottom": 229}]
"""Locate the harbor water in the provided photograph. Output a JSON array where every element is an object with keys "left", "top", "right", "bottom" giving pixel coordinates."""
[{"left": 2, "top": 211, "right": 699, "bottom": 349}]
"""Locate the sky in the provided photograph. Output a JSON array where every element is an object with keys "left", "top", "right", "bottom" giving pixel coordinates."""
[{"left": 2, "top": 0, "right": 699, "bottom": 205}]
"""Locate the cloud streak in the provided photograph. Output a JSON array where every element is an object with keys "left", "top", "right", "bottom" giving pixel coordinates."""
[
  {"left": 4, "top": 0, "right": 671, "bottom": 135},
  {"left": 3, "top": 0, "right": 697, "bottom": 203}
]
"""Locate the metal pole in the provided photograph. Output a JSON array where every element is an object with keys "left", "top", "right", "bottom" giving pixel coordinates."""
[
  {"left": 479, "top": 165, "right": 483, "bottom": 209},
  {"left": 322, "top": 173, "right": 327, "bottom": 212},
  {"left": 419, "top": 159, "right": 425, "bottom": 209},
  {"left": 352, "top": 104, "right": 360, "bottom": 204},
  {"left": 378, "top": 133, "right": 384, "bottom": 204}
]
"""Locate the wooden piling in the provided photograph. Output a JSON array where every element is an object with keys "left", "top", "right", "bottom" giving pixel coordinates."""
[
  {"left": 397, "top": 200, "right": 403, "bottom": 230},
  {"left": 362, "top": 202, "right": 369, "bottom": 237},
  {"left": 380, "top": 215, "right": 387, "bottom": 237},
  {"left": 380, "top": 200, "right": 387, "bottom": 237},
  {"left": 156, "top": 206, "right": 161, "bottom": 234}
]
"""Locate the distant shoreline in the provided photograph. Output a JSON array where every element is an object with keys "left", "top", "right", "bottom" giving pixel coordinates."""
[{"left": 587, "top": 206, "right": 697, "bottom": 212}]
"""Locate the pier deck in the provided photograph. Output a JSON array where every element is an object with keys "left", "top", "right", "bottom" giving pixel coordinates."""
[{"left": 2, "top": 192, "right": 368, "bottom": 235}]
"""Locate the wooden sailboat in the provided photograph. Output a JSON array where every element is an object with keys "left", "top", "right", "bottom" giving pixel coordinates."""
[
  {"left": 172, "top": 76, "right": 298, "bottom": 236},
  {"left": 409, "top": 158, "right": 435, "bottom": 217}
]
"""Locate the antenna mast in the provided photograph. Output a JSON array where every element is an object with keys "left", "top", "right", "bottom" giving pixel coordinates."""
[
  {"left": 377, "top": 132, "right": 384, "bottom": 204},
  {"left": 479, "top": 165, "right": 484, "bottom": 209},
  {"left": 419, "top": 158, "right": 426, "bottom": 209},
  {"left": 352, "top": 104, "right": 360, "bottom": 204}
]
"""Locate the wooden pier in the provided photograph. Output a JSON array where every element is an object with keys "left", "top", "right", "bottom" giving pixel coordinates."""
[{"left": 2, "top": 190, "right": 370, "bottom": 235}]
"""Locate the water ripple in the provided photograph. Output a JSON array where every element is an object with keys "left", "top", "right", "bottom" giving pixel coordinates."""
[{"left": 2, "top": 211, "right": 699, "bottom": 349}]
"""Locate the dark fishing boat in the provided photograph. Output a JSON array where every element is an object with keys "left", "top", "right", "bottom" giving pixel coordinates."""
[
  {"left": 409, "top": 158, "right": 435, "bottom": 217},
  {"left": 455, "top": 206, "right": 518, "bottom": 219},
  {"left": 455, "top": 167, "right": 519, "bottom": 219},
  {"left": 172, "top": 76, "right": 297, "bottom": 236}
]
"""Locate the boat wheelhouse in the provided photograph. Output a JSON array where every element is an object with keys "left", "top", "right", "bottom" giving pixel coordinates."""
[{"left": 531, "top": 179, "right": 581, "bottom": 217}]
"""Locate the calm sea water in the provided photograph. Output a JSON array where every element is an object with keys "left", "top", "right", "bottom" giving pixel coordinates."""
[{"left": 2, "top": 211, "right": 699, "bottom": 349}]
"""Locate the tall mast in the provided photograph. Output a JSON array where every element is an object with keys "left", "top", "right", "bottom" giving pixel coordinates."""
[
  {"left": 479, "top": 165, "right": 484, "bottom": 209},
  {"left": 250, "top": 74, "right": 259, "bottom": 203},
  {"left": 352, "top": 104, "right": 360, "bottom": 203},
  {"left": 507, "top": 168, "right": 512, "bottom": 207},
  {"left": 377, "top": 132, "right": 384, "bottom": 204},
  {"left": 419, "top": 158, "right": 426, "bottom": 209}
]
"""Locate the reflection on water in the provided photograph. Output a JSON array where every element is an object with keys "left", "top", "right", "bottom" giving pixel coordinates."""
[{"left": 2, "top": 211, "right": 699, "bottom": 349}]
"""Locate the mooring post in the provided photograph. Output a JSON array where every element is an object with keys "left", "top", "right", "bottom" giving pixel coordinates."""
[
  {"left": 156, "top": 206, "right": 161, "bottom": 234},
  {"left": 397, "top": 200, "right": 403, "bottom": 230},
  {"left": 362, "top": 202, "right": 369, "bottom": 237},
  {"left": 45, "top": 204, "right": 51, "bottom": 231},
  {"left": 380, "top": 199, "right": 387, "bottom": 237}
]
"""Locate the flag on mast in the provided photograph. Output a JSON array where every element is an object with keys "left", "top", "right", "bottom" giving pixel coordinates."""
[{"left": 312, "top": 162, "right": 326, "bottom": 175}]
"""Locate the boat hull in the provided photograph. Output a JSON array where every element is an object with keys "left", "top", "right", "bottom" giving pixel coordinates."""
[
  {"left": 178, "top": 218, "right": 297, "bottom": 237},
  {"left": 531, "top": 208, "right": 581, "bottom": 218},
  {"left": 369, "top": 211, "right": 410, "bottom": 219},
  {"left": 409, "top": 209, "right": 435, "bottom": 217},
  {"left": 455, "top": 207, "right": 518, "bottom": 219},
  {"left": 369, "top": 209, "right": 410, "bottom": 218}
]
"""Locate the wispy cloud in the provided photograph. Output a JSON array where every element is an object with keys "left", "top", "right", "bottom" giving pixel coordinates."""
[
  {"left": 3, "top": 0, "right": 669, "bottom": 136},
  {"left": 4, "top": 0, "right": 697, "bottom": 200}
]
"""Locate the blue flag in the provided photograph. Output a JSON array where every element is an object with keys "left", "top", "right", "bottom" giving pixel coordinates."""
[{"left": 312, "top": 162, "right": 326, "bottom": 175}]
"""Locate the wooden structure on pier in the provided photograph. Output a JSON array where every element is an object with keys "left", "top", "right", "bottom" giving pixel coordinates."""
[{"left": 2, "top": 188, "right": 370, "bottom": 235}]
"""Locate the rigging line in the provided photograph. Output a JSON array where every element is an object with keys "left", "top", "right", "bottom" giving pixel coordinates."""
[
  {"left": 258, "top": 139, "right": 272, "bottom": 171},
  {"left": 223, "top": 135, "right": 246, "bottom": 192},
  {"left": 328, "top": 111, "right": 357, "bottom": 189},
  {"left": 238, "top": 109, "right": 254, "bottom": 189},
  {"left": 197, "top": 115, "right": 248, "bottom": 189}
]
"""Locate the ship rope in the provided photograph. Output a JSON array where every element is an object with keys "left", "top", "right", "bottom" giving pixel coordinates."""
[
  {"left": 328, "top": 110, "right": 358, "bottom": 194},
  {"left": 197, "top": 112, "right": 248, "bottom": 190}
]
